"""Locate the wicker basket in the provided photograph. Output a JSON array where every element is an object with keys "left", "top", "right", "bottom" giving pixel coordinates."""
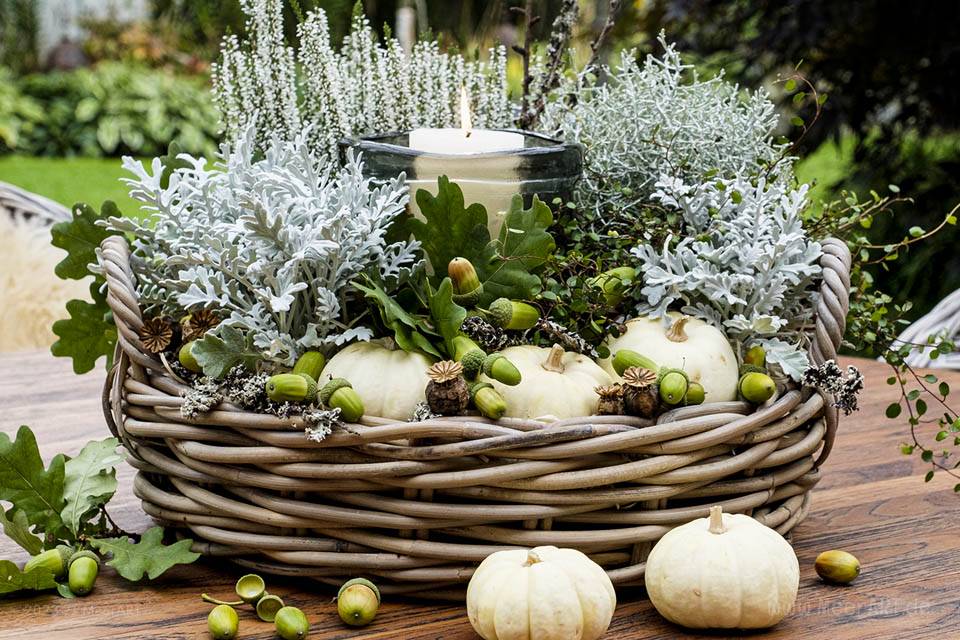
[{"left": 100, "top": 235, "right": 851, "bottom": 599}]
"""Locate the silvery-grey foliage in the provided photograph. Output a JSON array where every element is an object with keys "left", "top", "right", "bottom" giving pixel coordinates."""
[
  {"left": 105, "top": 127, "right": 420, "bottom": 367},
  {"left": 538, "top": 36, "right": 788, "bottom": 221},
  {"left": 631, "top": 174, "right": 823, "bottom": 379},
  {"left": 213, "top": 0, "right": 511, "bottom": 162}
]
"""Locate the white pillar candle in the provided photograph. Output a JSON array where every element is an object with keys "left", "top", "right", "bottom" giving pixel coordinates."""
[{"left": 408, "top": 128, "right": 525, "bottom": 155}]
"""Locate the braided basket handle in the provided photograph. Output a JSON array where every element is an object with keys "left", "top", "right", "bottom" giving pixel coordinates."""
[{"left": 810, "top": 237, "right": 853, "bottom": 466}]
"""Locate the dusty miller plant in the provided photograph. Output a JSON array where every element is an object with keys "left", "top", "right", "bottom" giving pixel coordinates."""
[
  {"left": 632, "top": 174, "right": 823, "bottom": 379},
  {"left": 538, "top": 36, "right": 788, "bottom": 226},
  {"left": 213, "top": 0, "right": 511, "bottom": 163},
  {"left": 103, "top": 127, "right": 420, "bottom": 367}
]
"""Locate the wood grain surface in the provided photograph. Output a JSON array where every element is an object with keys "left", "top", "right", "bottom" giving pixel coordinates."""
[{"left": 1, "top": 350, "right": 958, "bottom": 639}]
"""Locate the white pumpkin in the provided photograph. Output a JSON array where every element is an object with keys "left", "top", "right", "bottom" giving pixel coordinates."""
[
  {"left": 321, "top": 338, "right": 433, "bottom": 420},
  {"left": 601, "top": 312, "right": 739, "bottom": 402},
  {"left": 467, "top": 546, "right": 616, "bottom": 640},
  {"left": 483, "top": 344, "right": 612, "bottom": 420},
  {"left": 644, "top": 506, "right": 799, "bottom": 629}
]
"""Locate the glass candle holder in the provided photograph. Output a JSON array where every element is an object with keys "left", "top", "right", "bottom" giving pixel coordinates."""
[{"left": 340, "top": 130, "right": 583, "bottom": 238}]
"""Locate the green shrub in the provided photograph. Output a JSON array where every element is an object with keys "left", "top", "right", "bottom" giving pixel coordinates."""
[
  {"left": 16, "top": 62, "right": 219, "bottom": 158},
  {"left": 0, "top": 68, "right": 43, "bottom": 152}
]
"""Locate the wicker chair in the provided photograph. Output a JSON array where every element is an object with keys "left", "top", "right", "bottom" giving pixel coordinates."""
[{"left": 894, "top": 289, "right": 960, "bottom": 369}]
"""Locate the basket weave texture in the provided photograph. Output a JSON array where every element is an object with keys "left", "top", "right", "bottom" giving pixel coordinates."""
[{"left": 100, "top": 235, "right": 851, "bottom": 599}]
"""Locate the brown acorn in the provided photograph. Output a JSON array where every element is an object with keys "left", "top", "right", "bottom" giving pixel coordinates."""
[
  {"left": 621, "top": 367, "right": 660, "bottom": 418},
  {"left": 595, "top": 384, "right": 624, "bottom": 415},
  {"left": 425, "top": 361, "right": 470, "bottom": 415}
]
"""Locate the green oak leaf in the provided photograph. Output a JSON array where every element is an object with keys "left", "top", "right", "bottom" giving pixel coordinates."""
[
  {"left": 0, "top": 560, "right": 57, "bottom": 596},
  {"left": 0, "top": 508, "right": 43, "bottom": 555},
  {"left": 399, "top": 176, "right": 492, "bottom": 276},
  {"left": 192, "top": 325, "right": 261, "bottom": 379},
  {"left": 91, "top": 526, "right": 200, "bottom": 581},
  {"left": 353, "top": 278, "right": 442, "bottom": 358},
  {"left": 427, "top": 278, "right": 467, "bottom": 355},
  {"left": 0, "top": 426, "right": 66, "bottom": 535},
  {"left": 50, "top": 201, "right": 121, "bottom": 280},
  {"left": 481, "top": 195, "right": 555, "bottom": 304},
  {"left": 61, "top": 437, "right": 122, "bottom": 536},
  {"left": 51, "top": 281, "right": 117, "bottom": 374},
  {"left": 157, "top": 141, "right": 193, "bottom": 189}
]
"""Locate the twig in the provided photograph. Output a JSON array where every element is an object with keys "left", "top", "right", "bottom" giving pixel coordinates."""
[
  {"left": 510, "top": 1, "right": 540, "bottom": 123},
  {"left": 584, "top": 0, "right": 623, "bottom": 76},
  {"left": 520, "top": 0, "right": 579, "bottom": 130}
]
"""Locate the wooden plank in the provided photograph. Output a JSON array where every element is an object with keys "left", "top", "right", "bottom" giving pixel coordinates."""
[{"left": 1, "top": 350, "right": 958, "bottom": 639}]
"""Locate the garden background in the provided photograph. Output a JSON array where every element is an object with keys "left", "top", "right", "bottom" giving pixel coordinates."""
[{"left": 2, "top": 0, "right": 957, "bottom": 330}]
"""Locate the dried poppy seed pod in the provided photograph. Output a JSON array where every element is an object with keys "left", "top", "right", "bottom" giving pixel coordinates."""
[
  {"left": 595, "top": 384, "right": 624, "bottom": 415},
  {"left": 621, "top": 367, "right": 660, "bottom": 418},
  {"left": 425, "top": 360, "right": 470, "bottom": 415}
]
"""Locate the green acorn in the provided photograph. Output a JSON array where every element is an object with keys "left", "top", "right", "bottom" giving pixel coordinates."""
[
  {"left": 67, "top": 551, "right": 100, "bottom": 596},
  {"left": 292, "top": 351, "right": 326, "bottom": 381},
  {"left": 266, "top": 373, "right": 318, "bottom": 403},
  {"left": 611, "top": 349, "right": 660, "bottom": 377},
  {"left": 274, "top": 606, "right": 310, "bottom": 640},
  {"left": 482, "top": 353, "right": 522, "bottom": 386},
  {"left": 486, "top": 298, "right": 540, "bottom": 330},
  {"left": 23, "top": 546, "right": 73, "bottom": 580},
  {"left": 449, "top": 258, "right": 484, "bottom": 306},
  {"left": 321, "top": 378, "right": 364, "bottom": 422},
  {"left": 743, "top": 345, "right": 767, "bottom": 368},
  {"left": 739, "top": 372, "right": 776, "bottom": 404},
  {"left": 178, "top": 340, "right": 202, "bottom": 373},
  {"left": 337, "top": 578, "right": 380, "bottom": 627},
  {"left": 587, "top": 266, "right": 637, "bottom": 306},
  {"left": 658, "top": 368, "right": 689, "bottom": 405},
  {"left": 451, "top": 335, "right": 487, "bottom": 380},
  {"left": 471, "top": 382, "right": 507, "bottom": 420},
  {"left": 208, "top": 604, "right": 239, "bottom": 640},
  {"left": 684, "top": 381, "right": 706, "bottom": 406}
]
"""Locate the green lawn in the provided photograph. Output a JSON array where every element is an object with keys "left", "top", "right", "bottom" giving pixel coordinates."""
[{"left": 0, "top": 155, "right": 142, "bottom": 215}]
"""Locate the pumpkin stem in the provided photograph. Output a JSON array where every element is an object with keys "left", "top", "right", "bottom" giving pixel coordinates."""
[
  {"left": 708, "top": 505, "right": 725, "bottom": 534},
  {"left": 666, "top": 315, "right": 690, "bottom": 342},
  {"left": 541, "top": 344, "right": 566, "bottom": 373},
  {"left": 523, "top": 550, "right": 542, "bottom": 566},
  {"left": 381, "top": 336, "right": 398, "bottom": 351}
]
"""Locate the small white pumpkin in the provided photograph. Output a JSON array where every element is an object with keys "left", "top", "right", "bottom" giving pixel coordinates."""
[
  {"left": 483, "top": 344, "right": 612, "bottom": 419},
  {"left": 601, "top": 312, "right": 739, "bottom": 402},
  {"left": 644, "top": 505, "right": 799, "bottom": 629},
  {"left": 467, "top": 546, "right": 616, "bottom": 640},
  {"left": 321, "top": 338, "right": 433, "bottom": 420}
]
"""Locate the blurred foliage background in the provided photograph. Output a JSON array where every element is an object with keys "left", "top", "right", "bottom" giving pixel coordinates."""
[{"left": 0, "top": 0, "right": 957, "bottom": 318}]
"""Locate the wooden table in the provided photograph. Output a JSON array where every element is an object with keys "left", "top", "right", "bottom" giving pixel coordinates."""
[{"left": 1, "top": 350, "right": 958, "bottom": 639}]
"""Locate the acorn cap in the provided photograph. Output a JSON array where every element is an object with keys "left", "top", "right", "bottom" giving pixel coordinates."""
[{"left": 320, "top": 377, "right": 353, "bottom": 405}]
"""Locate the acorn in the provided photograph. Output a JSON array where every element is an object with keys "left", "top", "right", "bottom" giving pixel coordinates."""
[
  {"left": 23, "top": 545, "right": 73, "bottom": 580},
  {"left": 587, "top": 266, "right": 637, "bottom": 306},
  {"left": 658, "top": 368, "right": 689, "bottom": 406},
  {"left": 208, "top": 604, "right": 239, "bottom": 640},
  {"left": 425, "top": 361, "right": 470, "bottom": 415},
  {"left": 595, "top": 384, "right": 624, "bottom": 415},
  {"left": 482, "top": 353, "right": 522, "bottom": 386},
  {"left": 743, "top": 345, "right": 767, "bottom": 368},
  {"left": 266, "top": 373, "right": 318, "bottom": 403},
  {"left": 815, "top": 550, "right": 861, "bottom": 584},
  {"left": 611, "top": 348, "right": 659, "bottom": 376},
  {"left": 320, "top": 378, "right": 364, "bottom": 422},
  {"left": 684, "top": 381, "right": 706, "bottom": 405},
  {"left": 485, "top": 298, "right": 540, "bottom": 330},
  {"left": 621, "top": 367, "right": 660, "bottom": 418},
  {"left": 449, "top": 257, "right": 484, "bottom": 306},
  {"left": 179, "top": 340, "right": 202, "bottom": 373},
  {"left": 739, "top": 371, "right": 776, "bottom": 404},
  {"left": 274, "top": 606, "right": 310, "bottom": 640},
  {"left": 67, "top": 550, "right": 100, "bottom": 596},
  {"left": 337, "top": 577, "right": 380, "bottom": 627},
  {"left": 471, "top": 382, "right": 507, "bottom": 420},
  {"left": 451, "top": 335, "right": 487, "bottom": 380},
  {"left": 292, "top": 351, "right": 326, "bottom": 381}
]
